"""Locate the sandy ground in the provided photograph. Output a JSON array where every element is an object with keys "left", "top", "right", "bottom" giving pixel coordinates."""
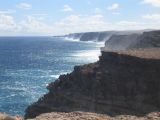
[
  {"left": 28, "top": 111, "right": 160, "bottom": 120},
  {"left": 0, "top": 113, "right": 23, "bottom": 120},
  {"left": 102, "top": 48, "right": 160, "bottom": 59}
]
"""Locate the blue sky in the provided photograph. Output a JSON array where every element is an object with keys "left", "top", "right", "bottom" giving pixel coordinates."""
[{"left": 0, "top": 0, "right": 160, "bottom": 35}]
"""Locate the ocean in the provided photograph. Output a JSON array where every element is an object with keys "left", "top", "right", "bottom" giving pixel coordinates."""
[{"left": 0, "top": 37, "right": 103, "bottom": 115}]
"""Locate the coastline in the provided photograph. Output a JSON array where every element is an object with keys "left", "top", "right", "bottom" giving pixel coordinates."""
[
  {"left": 0, "top": 48, "right": 160, "bottom": 120},
  {"left": 1, "top": 30, "right": 160, "bottom": 120},
  {"left": 0, "top": 37, "right": 104, "bottom": 116}
]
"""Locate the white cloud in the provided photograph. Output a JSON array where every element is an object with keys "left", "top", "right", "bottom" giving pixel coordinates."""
[
  {"left": 113, "top": 20, "right": 149, "bottom": 30},
  {"left": 17, "top": 3, "right": 32, "bottom": 10},
  {"left": 61, "top": 5, "right": 73, "bottom": 12},
  {"left": 0, "top": 12, "right": 160, "bottom": 35},
  {"left": 143, "top": 13, "right": 160, "bottom": 20},
  {"left": 53, "top": 14, "right": 109, "bottom": 34},
  {"left": 94, "top": 8, "right": 102, "bottom": 14},
  {"left": 142, "top": 0, "right": 160, "bottom": 7},
  {"left": 29, "top": 14, "right": 48, "bottom": 20},
  {"left": 0, "top": 13, "right": 20, "bottom": 35},
  {"left": 112, "top": 12, "right": 120, "bottom": 15},
  {"left": 0, "top": 9, "right": 16, "bottom": 14},
  {"left": 116, "top": 21, "right": 143, "bottom": 27},
  {"left": 20, "top": 16, "right": 53, "bottom": 34},
  {"left": 115, "top": 19, "right": 160, "bottom": 30},
  {"left": 53, "top": 16, "right": 160, "bottom": 34},
  {"left": 0, "top": 14, "right": 15, "bottom": 26},
  {"left": 107, "top": 3, "right": 119, "bottom": 10}
]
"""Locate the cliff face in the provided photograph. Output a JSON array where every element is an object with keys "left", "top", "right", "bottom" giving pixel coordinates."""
[
  {"left": 131, "top": 31, "right": 160, "bottom": 48},
  {"left": 104, "top": 30, "right": 160, "bottom": 50},
  {"left": 25, "top": 49, "right": 160, "bottom": 119},
  {"left": 104, "top": 34, "right": 141, "bottom": 50}
]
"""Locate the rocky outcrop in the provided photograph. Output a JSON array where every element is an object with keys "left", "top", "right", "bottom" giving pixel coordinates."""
[
  {"left": 104, "top": 30, "right": 160, "bottom": 50},
  {"left": 25, "top": 48, "right": 160, "bottom": 119}
]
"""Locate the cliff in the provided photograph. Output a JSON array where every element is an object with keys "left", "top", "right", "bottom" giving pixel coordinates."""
[
  {"left": 25, "top": 48, "right": 160, "bottom": 119},
  {"left": 104, "top": 30, "right": 160, "bottom": 50},
  {"left": 62, "top": 30, "right": 145, "bottom": 42},
  {"left": 104, "top": 34, "right": 141, "bottom": 50},
  {"left": 64, "top": 31, "right": 115, "bottom": 41},
  {"left": 79, "top": 32, "right": 114, "bottom": 41},
  {"left": 131, "top": 30, "right": 160, "bottom": 49}
]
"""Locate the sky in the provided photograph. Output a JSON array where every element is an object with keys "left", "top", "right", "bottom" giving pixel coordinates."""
[{"left": 0, "top": 0, "right": 160, "bottom": 36}]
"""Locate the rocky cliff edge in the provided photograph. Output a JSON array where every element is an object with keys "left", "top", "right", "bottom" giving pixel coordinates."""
[{"left": 25, "top": 48, "right": 160, "bottom": 119}]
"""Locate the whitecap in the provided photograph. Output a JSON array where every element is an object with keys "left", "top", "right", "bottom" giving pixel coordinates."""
[
  {"left": 0, "top": 94, "right": 16, "bottom": 99},
  {"left": 50, "top": 75, "right": 59, "bottom": 78},
  {"left": 1, "top": 86, "right": 26, "bottom": 92},
  {"left": 63, "top": 37, "right": 80, "bottom": 42},
  {"left": 70, "top": 49, "right": 102, "bottom": 62},
  {"left": 72, "top": 50, "right": 101, "bottom": 57}
]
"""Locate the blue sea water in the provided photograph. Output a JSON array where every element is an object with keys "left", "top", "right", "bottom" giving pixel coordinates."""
[{"left": 0, "top": 37, "right": 103, "bottom": 115}]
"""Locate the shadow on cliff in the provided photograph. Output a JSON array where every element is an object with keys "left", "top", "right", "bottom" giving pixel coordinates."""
[{"left": 25, "top": 51, "right": 160, "bottom": 119}]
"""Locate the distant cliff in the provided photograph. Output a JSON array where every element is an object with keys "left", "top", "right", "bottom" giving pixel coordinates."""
[
  {"left": 25, "top": 48, "right": 160, "bottom": 119},
  {"left": 66, "top": 31, "right": 115, "bottom": 41},
  {"left": 104, "top": 30, "right": 160, "bottom": 50},
  {"left": 131, "top": 30, "right": 160, "bottom": 49},
  {"left": 60, "top": 30, "right": 145, "bottom": 42},
  {"left": 104, "top": 34, "right": 141, "bottom": 50}
]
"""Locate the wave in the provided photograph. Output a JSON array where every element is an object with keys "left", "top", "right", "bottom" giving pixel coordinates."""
[
  {"left": 3, "top": 69, "right": 70, "bottom": 81},
  {"left": 63, "top": 37, "right": 80, "bottom": 42},
  {"left": 4, "top": 69, "right": 52, "bottom": 77},
  {"left": 72, "top": 50, "right": 101, "bottom": 57},
  {"left": 63, "top": 37, "right": 105, "bottom": 46},
  {"left": 70, "top": 49, "right": 102, "bottom": 63},
  {"left": 0, "top": 94, "right": 17, "bottom": 100},
  {"left": 1, "top": 85, "right": 26, "bottom": 92},
  {"left": 50, "top": 71, "right": 69, "bottom": 78},
  {"left": 49, "top": 75, "right": 59, "bottom": 78}
]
